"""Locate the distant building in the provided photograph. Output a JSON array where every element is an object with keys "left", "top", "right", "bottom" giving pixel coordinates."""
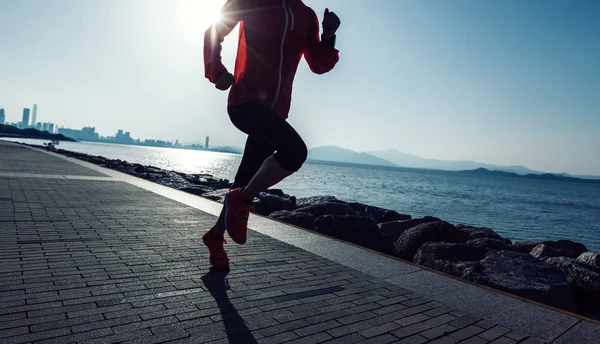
[
  {"left": 80, "top": 127, "right": 99, "bottom": 141},
  {"left": 42, "top": 123, "right": 49, "bottom": 131},
  {"left": 22, "top": 108, "right": 30, "bottom": 128},
  {"left": 32, "top": 104, "right": 38, "bottom": 127},
  {"left": 115, "top": 130, "right": 134, "bottom": 144},
  {"left": 0, "top": 108, "right": 5, "bottom": 125},
  {"left": 205, "top": 136, "right": 210, "bottom": 150},
  {"left": 48, "top": 123, "right": 55, "bottom": 134},
  {"left": 35, "top": 123, "right": 42, "bottom": 131}
]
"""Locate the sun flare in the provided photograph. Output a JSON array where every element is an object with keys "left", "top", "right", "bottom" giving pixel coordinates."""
[{"left": 197, "top": 0, "right": 224, "bottom": 27}]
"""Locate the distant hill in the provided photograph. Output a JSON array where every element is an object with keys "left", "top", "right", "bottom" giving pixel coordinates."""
[
  {"left": 459, "top": 168, "right": 600, "bottom": 184},
  {"left": 367, "top": 149, "right": 540, "bottom": 174},
  {"left": 308, "top": 146, "right": 396, "bottom": 167},
  {"left": 0, "top": 124, "right": 75, "bottom": 142}
]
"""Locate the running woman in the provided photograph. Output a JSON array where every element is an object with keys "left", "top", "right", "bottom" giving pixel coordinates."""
[{"left": 203, "top": 0, "right": 341, "bottom": 268}]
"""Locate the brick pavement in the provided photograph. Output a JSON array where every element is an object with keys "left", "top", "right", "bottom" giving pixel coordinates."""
[{"left": 0, "top": 142, "right": 585, "bottom": 343}]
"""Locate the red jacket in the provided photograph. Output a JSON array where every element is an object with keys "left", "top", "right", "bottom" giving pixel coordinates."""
[{"left": 204, "top": 0, "right": 339, "bottom": 119}]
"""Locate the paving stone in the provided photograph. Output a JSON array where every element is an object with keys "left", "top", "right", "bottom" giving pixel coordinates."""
[
  {"left": 519, "top": 338, "right": 547, "bottom": 344},
  {"left": 458, "top": 337, "right": 489, "bottom": 344},
  {"left": 359, "top": 333, "right": 398, "bottom": 344},
  {"left": 394, "top": 313, "right": 431, "bottom": 326},
  {"left": 259, "top": 319, "right": 311, "bottom": 337},
  {"left": 257, "top": 331, "right": 300, "bottom": 344},
  {"left": 319, "top": 332, "right": 365, "bottom": 344},
  {"left": 326, "top": 319, "right": 372, "bottom": 337},
  {"left": 489, "top": 337, "right": 517, "bottom": 344},
  {"left": 421, "top": 324, "right": 458, "bottom": 339},
  {"left": 448, "top": 314, "right": 482, "bottom": 329},
  {"left": 478, "top": 325, "right": 510, "bottom": 341},
  {"left": 285, "top": 332, "right": 333, "bottom": 344},
  {"left": 504, "top": 331, "right": 528, "bottom": 341},
  {"left": 396, "top": 334, "right": 429, "bottom": 344},
  {"left": 450, "top": 325, "right": 485, "bottom": 340},
  {"left": 428, "top": 335, "right": 460, "bottom": 344}
]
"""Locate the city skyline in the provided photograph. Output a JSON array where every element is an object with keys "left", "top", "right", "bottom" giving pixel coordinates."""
[{"left": 1, "top": 1, "right": 599, "bottom": 175}]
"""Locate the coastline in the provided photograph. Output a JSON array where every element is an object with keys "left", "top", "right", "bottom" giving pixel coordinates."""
[{"left": 19, "top": 142, "right": 600, "bottom": 320}]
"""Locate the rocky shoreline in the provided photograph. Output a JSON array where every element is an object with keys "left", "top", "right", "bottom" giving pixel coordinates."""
[{"left": 31, "top": 143, "right": 600, "bottom": 320}]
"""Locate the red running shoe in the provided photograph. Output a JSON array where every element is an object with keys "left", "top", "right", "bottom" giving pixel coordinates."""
[
  {"left": 224, "top": 188, "right": 254, "bottom": 244},
  {"left": 202, "top": 229, "right": 229, "bottom": 269}
]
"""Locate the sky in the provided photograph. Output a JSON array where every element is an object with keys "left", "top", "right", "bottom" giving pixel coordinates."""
[{"left": 0, "top": 0, "right": 599, "bottom": 175}]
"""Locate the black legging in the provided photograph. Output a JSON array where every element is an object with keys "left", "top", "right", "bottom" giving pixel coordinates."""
[{"left": 228, "top": 102, "right": 308, "bottom": 189}]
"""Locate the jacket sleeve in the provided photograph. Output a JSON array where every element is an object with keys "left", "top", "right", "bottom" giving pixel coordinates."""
[
  {"left": 203, "top": 0, "right": 247, "bottom": 83},
  {"left": 303, "top": 9, "right": 339, "bottom": 75}
]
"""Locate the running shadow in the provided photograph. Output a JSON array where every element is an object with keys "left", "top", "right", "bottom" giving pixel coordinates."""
[{"left": 200, "top": 268, "right": 258, "bottom": 344}]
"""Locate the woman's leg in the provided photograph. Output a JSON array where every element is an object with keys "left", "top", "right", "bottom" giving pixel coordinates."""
[
  {"left": 222, "top": 103, "right": 308, "bottom": 244},
  {"left": 211, "top": 135, "right": 274, "bottom": 239}
]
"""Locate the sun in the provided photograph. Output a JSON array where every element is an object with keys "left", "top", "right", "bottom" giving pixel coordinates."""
[{"left": 197, "top": 0, "right": 225, "bottom": 27}]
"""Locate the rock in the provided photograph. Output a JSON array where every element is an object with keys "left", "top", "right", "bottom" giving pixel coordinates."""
[
  {"left": 295, "top": 196, "right": 344, "bottom": 209},
  {"left": 348, "top": 202, "right": 411, "bottom": 223},
  {"left": 415, "top": 242, "right": 487, "bottom": 266},
  {"left": 269, "top": 210, "right": 316, "bottom": 230},
  {"left": 89, "top": 157, "right": 106, "bottom": 165},
  {"left": 515, "top": 240, "right": 587, "bottom": 257},
  {"left": 577, "top": 252, "right": 600, "bottom": 269},
  {"left": 476, "top": 250, "right": 577, "bottom": 312},
  {"left": 544, "top": 256, "right": 600, "bottom": 315},
  {"left": 264, "top": 189, "right": 285, "bottom": 197},
  {"left": 201, "top": 189, "right": 229, "bottom": 203},
  {"left": 295, "top": 202, "right": 355, "bottom": 218},
  {"left": 466, "top": 238, "right": 514, "bottom": 251},
  {"left": 315, "top": 215, "right": 393, "bottom": 255},
  {"left": 179, "top": 185, "right": 215, "bottom": 196},
  {"left": 253, "top": 193, "right": 296, "bottom": 216},
  {"left": 151, "top": 172, "right": 191, "bottom": 189},
  {"left": 457, "top": 224, "right": 503, "bottom": 240},
  {"left": 377, "top": 216, "right": 441, "bottom": 244},
  {"left": 190, "top": 175, "right": 231, "bottom": 189},
  {"left": 530, "top": 240, "right": 588, "bottom": 260},
  {"left": 393, "top": 221, "right": 469, "bottom": 261}
]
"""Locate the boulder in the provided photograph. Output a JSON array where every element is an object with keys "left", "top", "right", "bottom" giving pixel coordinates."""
[
  {"left": 132, "top": 165, "right": 144, "bottom": 174},
  {"left": 513, "top": 241, "right": 545, "bottom": 254},
  {"left": 183, "top": 174, "right": 227, "bottom": 188},
  {"left": 393, "top": 221, "right": 469, "bottom": 261},
  {"left": 315, "top": 215, "right": 393, "bottom": 255},
  {"left": 530, "top": 240, "right": 588, "bottom": 260},
  {"left": 466, "top": 238, "right": 514, "bottom": 251},
  {"left": 264, "top": 189, "right": 285, "bottom": 197},
  {"left": 577, "top": 252, "right": 600, "bottom": 269},
  {"left": 414, "top": 242, "right": 487, "bottom": 267},
  {"left": 201, "top": 189, "right": 230, "bottom": 203},
  {"left": 457, "top": 224, "right": 503, "bottom": 240},
  {"left": 253, "top": 193, "right": 296, "bottom": 216},
  {"left": 544, "top": 257, "right": 600, "bottom": 315},
  {"left": 378, "top": 216, "right": 441, "bottom": 244},
  {"left": 179, "top": 185, "right": 215, "bottom": 196},
  {"left": 149, "top": 172, "right": 192, "bottom": 189},
  {"left": 269, "top": 210, "right": 316, "bottom": 230},
  {"left": 295, "top": 202, "right": 355, "bottom": 217},
  {"left": 515, "top": 240, "right": 587, "bottom": 257},
  {"left": 365, "top": 206, "right": 411, "bottom": 223},
  {"left": 476, "top": 250, "right": 577, "bottom": 312},
  {"left": 295, "top": 196, "right": 344, "bottom": 209},
  {"left": 348, "top": 203, "right": 411, "bottom": 223}
]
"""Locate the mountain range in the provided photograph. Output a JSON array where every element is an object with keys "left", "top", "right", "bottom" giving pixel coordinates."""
[{"left": 307, "top": 146, "right": 599, "bottom": 180}]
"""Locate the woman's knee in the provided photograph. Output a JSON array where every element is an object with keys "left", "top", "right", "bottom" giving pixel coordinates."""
[{"left": 276, "top": 138, "right": 307, "bottom": 172}]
